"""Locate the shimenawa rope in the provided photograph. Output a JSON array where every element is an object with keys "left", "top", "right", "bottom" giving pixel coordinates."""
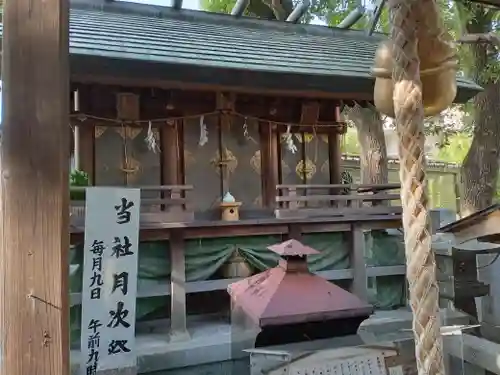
[{"left": 389, "top": 0, "right": 446, "bottom": 373}]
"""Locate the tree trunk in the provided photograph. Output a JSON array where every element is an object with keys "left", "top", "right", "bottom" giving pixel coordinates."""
[
  {"left": 345, "top": 103, "right": 389, "bottom": 184},
  {"left": 460, "top": 10, "right": 500, "bottom": 217},
  {"left": 461, "top": 81, "right": 500, "bottom": 216}
]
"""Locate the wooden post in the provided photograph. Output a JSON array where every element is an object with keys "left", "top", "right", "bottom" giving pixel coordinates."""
[
  {"left": 169, "top": 229, "right": 189, "bottom": 341},
  {"left": 260, "top": 121, "right": 279, "bottom": 208},
  {"left": 0, "top": 1, "right": 70, "bottom": 375},
  {"left": 160, "top": 120, "right": 182, "bottom": 215},
  {"left": 160, "top": 120, "right": 180, "bottom": 186},
  {"left": 79, "top": 125, "right": 95, "bottom": 184},
  {"left": 328, "top": 133, "right": 342, "bottom": 184},
  {"left": 329, "top": 105, "right": 343, "bottom": 185},
  {"left": 350, "top": 225, "right": 369, "bottom": 302}
]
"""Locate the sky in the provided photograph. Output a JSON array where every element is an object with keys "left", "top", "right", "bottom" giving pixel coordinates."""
[
  {"left": 120, "top": 0, "right": 202, "bottom": 9},
  {"left": 121, "top": 0, "right": 328, "bottom": 24}
]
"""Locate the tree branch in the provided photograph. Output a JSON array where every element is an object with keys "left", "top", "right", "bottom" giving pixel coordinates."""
[
  {"left": 261, "top": 0, "right": 288, "bottom": 20},
  {"left": 458, "top": 32, "right": 500, "bottom": 49}
]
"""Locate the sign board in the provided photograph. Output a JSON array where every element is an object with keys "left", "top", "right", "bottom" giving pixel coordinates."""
[{"left": 80, "top": 187, "right": 141, "bottom": 375}]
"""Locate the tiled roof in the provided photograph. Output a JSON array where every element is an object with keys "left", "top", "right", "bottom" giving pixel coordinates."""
[
  {"left": 0, "top": 1, "right": 482, "bottom": 99},
  {"left": 67, "top": 7, "right": 379, "bottom": 77}
]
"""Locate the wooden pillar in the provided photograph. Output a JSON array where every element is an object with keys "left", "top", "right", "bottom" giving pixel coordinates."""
[
  {"left": 329, "top": 105, "right": 343, "bottom": 185},
  {"left": 160, "top": 120, "right": 180, "bottom": 186},
  {"left": 350, "top": 225, "right": 368, "bottom": 302},
  {"left": 79, "top": 125, "right": 95, "bottom": 184},
  {"left": 260, "top": 121, "right": 279, "bottom": 208},
  {"left": 328, "top": 133, "right": 342, "bottom": 184},
  {"left": 216, "top": 92, "right": 235, "bottom": 196},
  {"left": 287, "top": 224, "right": 303, "bottom": 241},
  {"left": 161, "top": 121, "right": 188, "bottom": 340},
  {"left": 169, "top": 229, "right": 189, "bottom": 341},
  {"left": 0, "top": 1, "right": 70, "bottom": 375}
]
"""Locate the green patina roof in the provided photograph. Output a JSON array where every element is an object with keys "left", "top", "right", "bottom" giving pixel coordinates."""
[
  {"left": 67, "top": 5, "right": 379, "bottom": 77},
  {"left": 0, "top": 1, "right": 482, "bottom": 100}
]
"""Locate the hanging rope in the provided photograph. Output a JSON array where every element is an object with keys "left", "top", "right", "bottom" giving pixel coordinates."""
[{"left": 390, "top": 0, "right": 445, "bottom": 374}]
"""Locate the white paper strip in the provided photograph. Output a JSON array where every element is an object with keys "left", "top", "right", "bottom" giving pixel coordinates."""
[{"left": 80, "top": 187, "right": 141, "bottom": 375}]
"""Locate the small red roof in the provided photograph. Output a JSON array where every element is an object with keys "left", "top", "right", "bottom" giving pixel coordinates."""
[
  {"left": 267, "top": 239, "right": 319, "bottom": 256},
  {"left": 228, "top": 256, "right": 373, "bottom": 327}
]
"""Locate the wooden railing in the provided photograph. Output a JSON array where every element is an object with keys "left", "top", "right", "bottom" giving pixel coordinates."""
[
  {"left": 275, "top": 183, "right": 402, "bottom": 219},
  {"left": 70, "top": 185, "right": 194, "bottom": 226}
]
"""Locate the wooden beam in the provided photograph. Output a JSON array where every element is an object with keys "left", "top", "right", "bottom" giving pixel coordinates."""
[
  {"left": 69, "top": 265, "right": 407, "bottom": 306},
  {"left": 0, "top": 0, "right": 70, "bottom": 375},
  {"left": 73, "top": 74, "right": 375, "bottom": 102},
  {"left": 444, "top": 333, "right": 500, "bottom": 374},
  {"left": 443, "top": 210, "right": 500, "bottom": 244}
]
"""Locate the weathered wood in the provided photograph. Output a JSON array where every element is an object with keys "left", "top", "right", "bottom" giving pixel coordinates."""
[
  {"left": 277, "top": 183, "right": 400, "bottom": 190},
  {"left": 169, "top": 229, "right": 190, "bottom": 341},
  {"left": 79, "top": 124, "right": 95, "bottom": 183},
  {"left": 71, "top": 185, "right": 194, "bottom": 191},
  {"left": 161, "top": 121, "right": 181, "bottom": 186},
  {"left": 116, "top": 92, "right": 140, "bottom": 121},
  {"left": 287, "top": 223, "right": 303, "bottom": 240},
  {"left": 76, "top": 85, "right": 329, "bottom": 123},
  {"left": 70, "top": 185, "right": 195, "bottom": 226},
  {"left": 72, "top": 73, "right": 374, "bottom": 102},
  {"left": 275, "top": 205, "right": 403, "bottom": 219},
  {"left": 328, "top": 133, "right": 342, "bottom": 185},
  {"left": 72, "top": 197, "right": 189, "bottom": 207},
  {"left": 328, "top": 105, "right": 343, "bottom": 185},
  {"left": 70, "top": 214, "right": 402, "bottom": 244},
  {"left": 276, "top": 193, "right": 400, "bottom": 202},
  {"left": 300, "top": 101, "right": 320, "bottom": 125},
  {"left": 350, "top": 226, "right": 369, "bottom": 301},
  {"left": 70, "top": 211, "right": 194, "bottom": 228},
  {"left": 439, "top": 206, "right": 500, "bottom": 244},
  {"left": 0, "top": 1, "right": 70, "bottom": 375},
  {"left": 69, "top": 266, "right": 406, "bottom": 307},
  {"left": 260, "top": 122, "right": 279, "bottom": 208},
  {"left": 443, "top": 333, "right": 500, "bottom": 374}
]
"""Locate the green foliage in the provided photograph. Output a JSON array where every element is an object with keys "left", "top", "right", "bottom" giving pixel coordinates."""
[
  {"left": 340, "top": 129, "right": 361, "bottom": 154},
  {"left": 200, "top": 0, "right": 388, "bottom": 28},
  {"left": 200, "top": 0, "right": 236, "bottom": 13},
  {"left": 432, "top": 133, "right": 471, "bottom": 163},
  {"left": 70, "top": 170, "right": 89, "bottom": 201},
  {"left": 341, "top": 128, "right": 473, "bottom": 165},
  {"left": 200, "top": 0, "right": 293, "bottom": 20},
  {"left": 70, "top": 169, "right": 89, "bottom": 187},
  {"left": 200, "top": 0, "right": 234, "bottom": 13}
]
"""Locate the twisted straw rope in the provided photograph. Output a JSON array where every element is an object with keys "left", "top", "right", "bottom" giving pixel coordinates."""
[{"left": 389, "top": 0, "right": 445, "bottom": 374}]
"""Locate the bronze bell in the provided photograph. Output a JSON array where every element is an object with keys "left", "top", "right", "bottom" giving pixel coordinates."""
[{"left": 372, "top": 40, "right": 458, "bottom": 118}]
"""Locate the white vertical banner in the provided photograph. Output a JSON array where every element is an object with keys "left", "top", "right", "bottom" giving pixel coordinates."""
[{"left": 80, "top": 187, "right": 141, "bottom": 375}]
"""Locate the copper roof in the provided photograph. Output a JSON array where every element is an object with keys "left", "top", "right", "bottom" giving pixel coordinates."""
[
  {"left": 267, "top": 239, "right": 319, "bottom": 256},
  {"left": 228, "top": 240, "right": 373, "bottom": 327}
]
